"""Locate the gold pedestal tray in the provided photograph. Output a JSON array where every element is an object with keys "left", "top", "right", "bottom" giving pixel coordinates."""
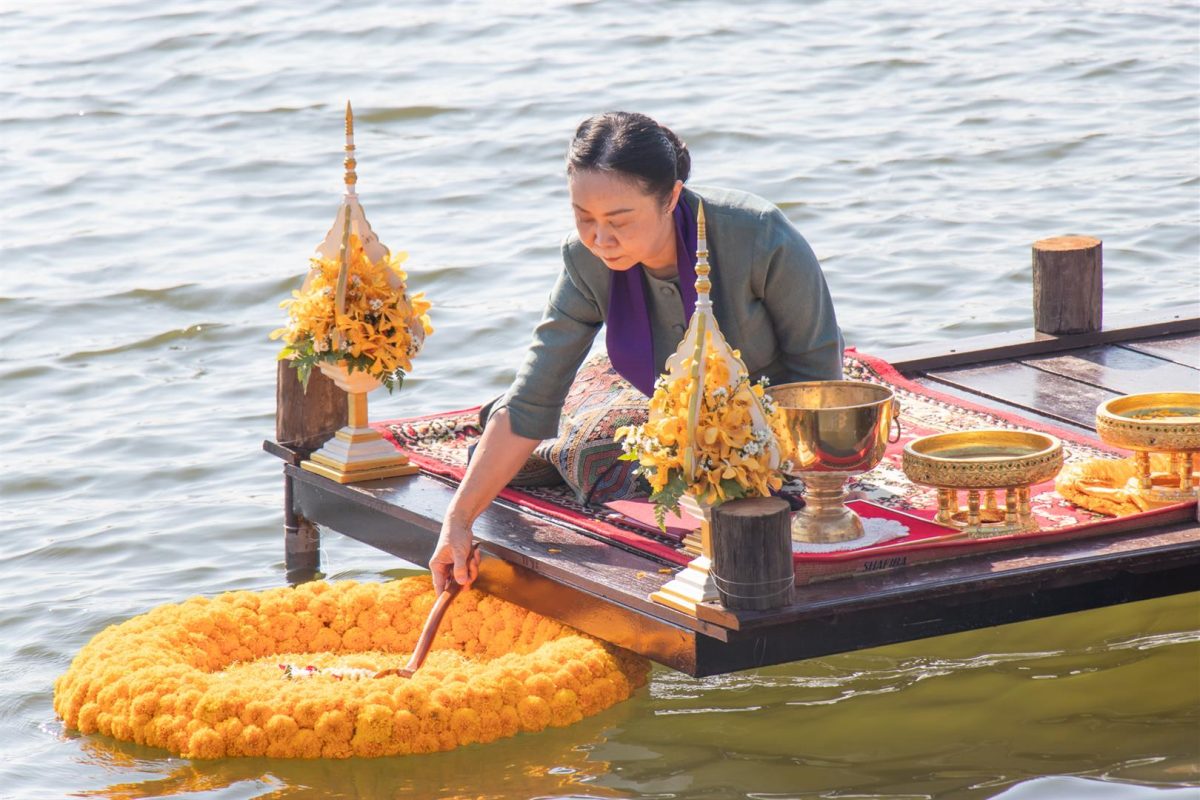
[
  {"left": 301, "top": 363, "right": 418, "bottom": 484},
  {"left": 1096, "top": 392, "right": 1200, "bottom": 503},
  {"left": 902, "top": 430, "right": 1063, "bottom": 538},
  {"left": 772, "top": 380, "right": 899, "bottom": 545}
]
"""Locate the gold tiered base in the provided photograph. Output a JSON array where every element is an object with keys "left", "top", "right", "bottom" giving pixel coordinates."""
[
  {"left": 302, "top": 424, "right": 418, "bottom": 483},
  {"left": 301, "top": 390, "right": 418, "bottom": 484},
  {"left": 902, "top": 430, "right": 1064, "bottom": 540},
  {"left": 650, "top": 556, "right": 719, "bottom": 615},
  {"left": 653, "top": 503, "right": 718, "bottom": 614}
]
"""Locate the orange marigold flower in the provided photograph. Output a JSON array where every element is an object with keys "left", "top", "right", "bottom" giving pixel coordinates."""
[
  {"left": 292, "top": 729, "right": 322, "bottom": 759},
  {"left": 266, "top": 714, "right": 299, "bottom": 745},
  {"left": 315, "top": 709, "right": 352, "bottom": 744},
  {"left": 236, "top": 724, "right": 268, "bottom": 757},
  {"left": 450, "top": 707, "right": 482, "bottom": 745},
  {"left": 517, "top": 695, "right": 551, "bottom": 732}
]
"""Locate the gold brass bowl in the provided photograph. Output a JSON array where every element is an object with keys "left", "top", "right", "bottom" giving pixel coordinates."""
[
  {"left": 1096, "top": 392, "right": 1200, "bottom": 503},
  {"left": 772, "top": 380, "right": 899, "bottom": 545},
  {"left": 902, "top": 430, "right": 1063, "bottom": 538}
]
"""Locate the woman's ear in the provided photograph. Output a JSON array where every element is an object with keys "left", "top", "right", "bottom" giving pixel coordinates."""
[{"left": 666, "top": 180, "right": 684, "bottom": 213}]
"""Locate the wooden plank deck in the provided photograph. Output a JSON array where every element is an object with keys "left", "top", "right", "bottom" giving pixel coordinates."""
[{"left": 266, "top": 314, "right": 1200, "bottom": 677}]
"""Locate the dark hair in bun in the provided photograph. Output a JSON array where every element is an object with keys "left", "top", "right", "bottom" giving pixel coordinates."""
[{"left": 567, "top": 111, "right": 690, "bottom": 203}]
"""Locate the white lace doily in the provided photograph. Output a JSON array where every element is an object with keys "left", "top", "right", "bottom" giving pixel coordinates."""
[{"left": 792, "top": 517, "right": 910, "bottom": 554}]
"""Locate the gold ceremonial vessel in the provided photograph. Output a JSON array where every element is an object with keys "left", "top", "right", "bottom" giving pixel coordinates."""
[
  {"left": 1095, "top": 392, "right": 1200, "bottom": 503},
  {"left": 902, "top": 430, "right": 1063, "bottom": 538},
  {"left": 772, "top": 381, "right": 899, "bottom": 544}
]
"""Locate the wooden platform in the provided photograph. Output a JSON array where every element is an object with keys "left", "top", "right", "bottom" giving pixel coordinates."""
[{"left": 265, "top": 310, "right": 1200, "bottom": 677}]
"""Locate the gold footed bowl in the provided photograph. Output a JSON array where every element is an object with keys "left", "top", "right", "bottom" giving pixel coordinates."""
[
  {"left": 1095, "top": 392, "right": 1200, "bottom": 504},
  {"left": 771, "top": 380, "right": 899, "bottom": 545},
  {"left": 902, "top": 429, "right": 1063, "bottom": 538}
]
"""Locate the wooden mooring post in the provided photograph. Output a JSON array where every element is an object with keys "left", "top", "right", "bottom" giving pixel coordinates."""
[
  {"left": 276, "top": 362, "right": 346, "bottom": 578},
  {"left": 1033, "top": 235, "right": 1103, "bottom": 335},
  {"left": 710, "top": 497, "right": 796, "bottom": 610}
]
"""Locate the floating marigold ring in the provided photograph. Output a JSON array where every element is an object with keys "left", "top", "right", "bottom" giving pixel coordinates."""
[{"left": 53, "top": 577, "right": 649, "bottom": 759}]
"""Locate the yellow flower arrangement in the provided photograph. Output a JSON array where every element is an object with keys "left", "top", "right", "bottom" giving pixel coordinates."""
[
  {"left": 616, "top": 331, "right": 792, "bottom": 528},
  {"left": 270, "top": 234, "right": 433, "bottom": 392},
  {"left": 53, "top": 577, "right": 649, "bottom": 759}
]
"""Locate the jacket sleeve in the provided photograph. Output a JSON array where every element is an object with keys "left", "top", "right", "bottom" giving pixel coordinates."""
[
  {"left": 498, "top": 242, "right": 603, "bottom": 440},
  {"left": 757, "top": 208, "right": 844, "bottom": 382}
]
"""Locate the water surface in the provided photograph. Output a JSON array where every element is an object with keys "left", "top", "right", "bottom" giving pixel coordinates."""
[{"left": 2, "top": 1, "right": 1197, "bottom": 798}]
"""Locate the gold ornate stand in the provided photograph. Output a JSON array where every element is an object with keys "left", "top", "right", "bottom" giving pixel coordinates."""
[
  {"left": 1096, "top": 392, "right": 1200, "bottom": 504},
  {"left": 902, "top": 430, "right": 1063, "bottom": 539},
  {"left": 301, "top": 367, "right": 418, "bottom": 484},
  {"left": 934, "top": 486, "right": 1034, "bottom": 537},
  {"left": 295, "top": 106, "right": 423, "bottom": 486},
  {"left": 770, "top": 381, "right": 899, "bottom": 546},
  {"left": 651, "top": 499, "right": 719, "bottom": 614},
  {"left": 792, "top": 472, "right": 866, "bottom": 543}
]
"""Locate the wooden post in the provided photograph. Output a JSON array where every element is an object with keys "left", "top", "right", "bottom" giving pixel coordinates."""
[
  {"left": 276, "top": 361, "right": 346, "bottom": 453},
  {"left": 276, "top": 360, "right": 344, "bottom": 580},
  {"left": 710, "top": 497, "right": 795, "bottom": 610},
  {"left": 284, "top": 473, "right": 320, "bottom": 581},
  {"left": 1032, "top": 236, "right": 1102, "bottom": 335}
]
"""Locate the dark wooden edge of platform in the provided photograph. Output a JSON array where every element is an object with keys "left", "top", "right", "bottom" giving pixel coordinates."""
[
  {"left": 876, "top": 307, "right": 1198, "bottom": 372},
  {"left": 696, "top": 511, "right": 1199, "bottom": 632}
]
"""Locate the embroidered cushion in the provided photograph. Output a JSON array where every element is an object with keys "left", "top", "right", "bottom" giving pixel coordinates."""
[{"left": 533, "top": 354, "right": 649, "bottom": 505}]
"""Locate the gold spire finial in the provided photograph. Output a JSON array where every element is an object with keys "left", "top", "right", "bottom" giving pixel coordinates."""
[
  {"left": 694, "top": 200, "right": 711, "bottom": 299},
  {"left": 344, "top": 101, "right": 357, "bottom": 191}
]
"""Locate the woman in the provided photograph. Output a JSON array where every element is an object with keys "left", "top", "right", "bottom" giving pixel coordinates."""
[{"left": 429, "top": 111, "right": 844, "bottom": 592}]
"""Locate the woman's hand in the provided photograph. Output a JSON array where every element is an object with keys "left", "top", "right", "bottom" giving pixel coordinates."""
[
  {"left": 426, "top": 408, "right": 539, "bottom": 594},
  {"left": 429, "top": 515, "right": 481, "bottom": 594}
]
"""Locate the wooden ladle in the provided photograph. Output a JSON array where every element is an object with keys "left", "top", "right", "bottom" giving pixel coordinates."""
[{"left": 374, "top": 544, "right": 479, "bottom": 679}]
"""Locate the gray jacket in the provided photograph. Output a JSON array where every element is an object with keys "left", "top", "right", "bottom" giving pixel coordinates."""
[{"left": 501, "top": 185, "right": 844, "bottom": 440}]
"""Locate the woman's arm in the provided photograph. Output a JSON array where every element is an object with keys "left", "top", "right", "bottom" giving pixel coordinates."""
[
  {"left": 429, "top": 239, "right": 605, "bottom": 592},
  {"left": 429, "top": 407, "right": 540, "bottom": 593}
]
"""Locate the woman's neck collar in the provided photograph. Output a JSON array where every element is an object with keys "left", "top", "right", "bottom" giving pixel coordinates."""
[{"left": 643, "top": 262, "right": 678, "bottom": 280}]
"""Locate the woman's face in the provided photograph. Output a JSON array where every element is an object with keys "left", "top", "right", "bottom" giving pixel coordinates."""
[{"left": 568, "top": 169, "right": 683, "bottom": 272}]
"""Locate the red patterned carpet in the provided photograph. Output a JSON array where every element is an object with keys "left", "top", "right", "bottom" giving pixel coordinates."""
[{"left": 377, "top": 351, "right": 1184, "bottom": 582}]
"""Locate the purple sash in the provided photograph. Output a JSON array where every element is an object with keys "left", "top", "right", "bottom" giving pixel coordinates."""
[{"left": 605, "top": 197, "right": 699, "bottom": 396}]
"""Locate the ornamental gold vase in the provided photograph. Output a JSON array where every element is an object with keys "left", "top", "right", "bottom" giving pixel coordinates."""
[{"left": 771, "top": 381, "right": 900, "bottom": 545}]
